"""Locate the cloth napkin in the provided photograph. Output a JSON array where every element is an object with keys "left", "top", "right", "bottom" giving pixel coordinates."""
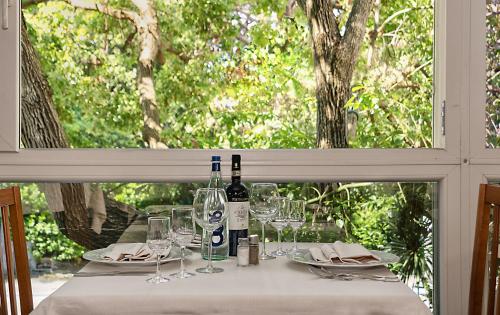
[
  {"left": 309, "top": 241, "right": 381, "bottom": 264},
  {"left": 103, "top": 243, "right": 170, "bottom": 262},
  {"left": 191, "top": 234, "right": 202, "bottom": 245}
]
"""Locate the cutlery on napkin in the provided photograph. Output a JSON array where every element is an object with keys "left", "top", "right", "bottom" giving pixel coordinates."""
[
  {"left": 309, "top": 241, "right": 380, "bottom": 264},
  {"left": 104, "top": 243, "right": 170, "bottom": 262}
]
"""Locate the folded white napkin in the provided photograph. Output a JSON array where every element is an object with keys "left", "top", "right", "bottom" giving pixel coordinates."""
[
  {"left": 309, "top": 241, "right": 380, "bottom": 264},
  {"left": 191, "top": 234, "right": 202, "bottom": 245},
  {"left": 104, "top": 243, "right": 170, "bottom": 262}
]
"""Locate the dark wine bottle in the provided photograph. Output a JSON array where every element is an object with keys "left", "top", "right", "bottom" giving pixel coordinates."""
[{"left": 226, "top": 154, "right": 249, "bottom": 256}]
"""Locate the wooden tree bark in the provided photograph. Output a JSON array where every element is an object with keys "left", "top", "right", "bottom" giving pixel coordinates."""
[
  {"left": 295, "top": 0, "right": 374, "bottom": 149},
  {"left": 47, "top": 0, "right": 167, "bottom": 148},
  {"left": 21, "top": 17, "right": 135, "bottom": 249},
  {"left": 132, "top": 0, "right": 166, "bottom": 149}
]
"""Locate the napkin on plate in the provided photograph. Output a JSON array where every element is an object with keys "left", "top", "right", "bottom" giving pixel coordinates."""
[
  {"left": 103, "top": 243, "right": 170, "bottom": 262},
  {"left": 191, "top": 234, "right": 202, "bottom": 245},
  {"left": 309, "top": 241, "right": 380, "bottom": 264}
]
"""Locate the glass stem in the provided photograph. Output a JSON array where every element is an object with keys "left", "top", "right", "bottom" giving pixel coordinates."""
[
  {"left": 261, "top": 222, "right": 266, "bottom": 255},
  {"left": 155, "top": 250, "right": 161, "bottom": 279},
  {"left": 207, "top": 230, "right": 214, "bottom": 272},
  {"left": 180, "top": 246, "right": 185, "bottom": 275},
  {"left": 277, "top": 229, "right": 282, "bottom": 252},
  {"left": 293, "top": 230, "right": 298, "bottom": 251}
]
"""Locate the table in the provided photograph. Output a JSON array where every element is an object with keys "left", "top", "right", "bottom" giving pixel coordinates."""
[{"left": 31, "top": 243, "right": 431, "bottom": 315}]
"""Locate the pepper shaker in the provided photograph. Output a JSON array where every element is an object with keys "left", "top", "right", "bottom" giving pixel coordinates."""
[
  {"left": 249, "top": 234, "right": 259, "bottom": 265},
  {"left": 237, "top": 238, "right": 249, "bottom": 267}
]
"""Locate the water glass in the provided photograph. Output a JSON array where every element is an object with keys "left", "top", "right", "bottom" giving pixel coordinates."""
[
  {"left": 146, "top": 216, "right": 172, "bottom": 283},
  {"left": 288, "top": 200, "right": 306, "bottom": 255},
  {"left": 249, "top": 183, "right": 279, "bottom": 260},
  {"left": 269, "top": 196, "right": 290, "bottom": 257},
  {"left": 170, "top": 206, "right": 196, "bottom": 279},
  {"left": 193, "top": 188, "right": 228, "bottom": 273}
]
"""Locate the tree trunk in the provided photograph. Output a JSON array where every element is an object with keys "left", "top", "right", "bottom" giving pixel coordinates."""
[
  {"left": 21, "top": 16, "right": 136, "bottom": 249},
  {"left": 297, "top": 0, "right": 373, "bottom": 149},
  {"left": 133, "top": 0, "right": 166, "bottom": 149}
]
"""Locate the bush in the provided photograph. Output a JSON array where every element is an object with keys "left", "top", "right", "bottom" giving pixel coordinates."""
[{"left": 24, "top": 211, "right": 85, "bottom": 262}]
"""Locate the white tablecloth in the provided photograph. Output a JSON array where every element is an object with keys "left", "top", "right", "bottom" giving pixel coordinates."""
[{"left": 31, "top": 243, "right": 431, "bottom": 315}]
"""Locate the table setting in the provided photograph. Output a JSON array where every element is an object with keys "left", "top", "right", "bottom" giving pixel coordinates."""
[{"left": 31, "top": 181, "right": 431, "bottom": 315}]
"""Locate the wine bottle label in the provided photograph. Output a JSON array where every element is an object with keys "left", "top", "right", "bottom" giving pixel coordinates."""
[
  {"left": 232, "top": 170, "right": 241, "bottom": 177},
  {"left": 228, "top": 202, "right": 249, "bottom": 230}
]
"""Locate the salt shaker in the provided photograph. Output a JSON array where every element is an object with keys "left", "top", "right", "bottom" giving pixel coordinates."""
[
  {"left": 249, "top": 234, "right": 259, "bottom": 265},
  {"left": 237, "top": 238, "right": 249, "bottom": 267}
]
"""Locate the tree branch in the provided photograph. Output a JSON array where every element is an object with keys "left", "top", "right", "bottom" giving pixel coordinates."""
[
  {"left": 157, "top": 40, "right": 191, "bottom": 64},
  {"left": 24, "top": 0, "right": 140, "bottom": 23},
  {"left": 338, "top": 0, "right": 374, "bottom": 76},
  {"left": 296, "top": 0, "right": 341, "bottom": 43},
  {"left": 285, "top": 0, "right": 298, "bottom": 18},
  {"left": 63, "top": 0, "right": 139, "bottom": 22},
  {"left": 23, "top": 0, "right": 139, "bottom": 22},
  {"left": 22, "top": 0, "right": 47, "bottom": 8},
  {"left": 120, "top": 28, "right": 137, "bottom": 52}
]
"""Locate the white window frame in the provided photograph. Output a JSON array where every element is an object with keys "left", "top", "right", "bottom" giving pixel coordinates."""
[
  {"left": 0, "top": 0, "right": 495, "bottom": 314},
  {"left": 0, "top": 0, "right": 19, "bottom": 152},
  {"left": 469, "top": 0, "right": 500, "bottom": 163}
]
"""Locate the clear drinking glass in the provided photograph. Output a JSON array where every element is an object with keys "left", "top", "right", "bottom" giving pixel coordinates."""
[
  {"left": 193, "top": 188, "right": 228, "bottom": 273},
  {"left": 249, "top": 183, "right": 279, "bottom": 260},
  {"left": 146, "top": 216, "right": 172, "bottom": 283},
  {"left": 170, "top": 206, "right": 196, "bottom": 279},
  {"left": 270, "top": 196, "right": 290, "bottom": 257},
  {"left": 288, "top": 200, "right": 306, "bottom": 256}
]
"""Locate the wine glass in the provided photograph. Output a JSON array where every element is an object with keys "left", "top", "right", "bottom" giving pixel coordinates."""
[
  {"left": 288, "top": 200, "right": 306, "bottom": 256},
  {"left": 269, "top": 196, "right": 290, "bottom": 257},
  {"left": 193, "top": 188, "right": 228, "bottom": 273},
  {"left": 249, "top": 183, "right": 279, "bottom": 260},
  {"left": 146, "top": 216, "right": 172, "bottom": 283},
  {"left": 170, "top": 206, "right": 196, "bottom": 279}
]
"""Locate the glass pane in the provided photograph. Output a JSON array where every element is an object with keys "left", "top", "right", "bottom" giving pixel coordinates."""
[
  {"left": 20, "top": 0, "right": 434, "bottom": 149},
  {"left": 1, "top": 181, "right": 436, "bottom": 311},
  {"left": 487, "top": 0, "right": 500, "bottom": 148}
]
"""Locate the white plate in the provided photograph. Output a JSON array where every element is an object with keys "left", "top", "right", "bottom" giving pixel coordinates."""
[
  {"left": 288, "top": 248, "right": 399, "bottom": 268},
  {"left": 83, "top": 244, "right": 191, "bottom": 266}
]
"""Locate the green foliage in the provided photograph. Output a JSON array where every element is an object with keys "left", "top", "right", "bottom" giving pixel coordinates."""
[
  {"left": 350, "top": 0, "right": 434, "bottom": 148},
  {"left": 24, "top": 3, "right": 142, "bottom": 148},
  {"left": 0, "top": 183, "right": 85, "bottom": 262},
  {"left": 24, "top": 211, "right": 85, "bottom": 261},
  {"left": 23, "top": 0, "right": 434, "bottom": 150},
  {"left": 388, "top": 184, "right": 433, "bottom": 285}
]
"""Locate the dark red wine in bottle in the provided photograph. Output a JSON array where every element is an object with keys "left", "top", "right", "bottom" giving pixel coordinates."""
[{"left": 226, "top": 155, "right": 249, "bottom": 256}]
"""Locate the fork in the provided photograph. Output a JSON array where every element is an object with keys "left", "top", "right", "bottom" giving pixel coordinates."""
[
  {"left": 307, "top": 266, "right": 353, "bottom": 281},
  {"left": 319, "top": 267, "right": 399, "bottom": 282}
]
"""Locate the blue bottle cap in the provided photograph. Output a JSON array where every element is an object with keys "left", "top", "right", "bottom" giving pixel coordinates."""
[{"left": 211, "top": 156, "right": 221, "bottom": 162}]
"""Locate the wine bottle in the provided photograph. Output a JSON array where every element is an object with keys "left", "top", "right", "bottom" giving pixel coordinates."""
[
  {"left": 226, "top": 154, "right": 249, "bottom": 256},
  {"left": 201, "top": 155, "right": 229, "bottom": 261}
]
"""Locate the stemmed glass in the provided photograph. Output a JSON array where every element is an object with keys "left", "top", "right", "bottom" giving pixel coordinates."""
[
  {"left": 288, "top": 200, "right": 306, "bottom": 256},
  {"left": 146, "top": 216, "right": 172, "bottom": 283},
  {"left": 170, "top": 206, "right": 196, "bottom": 279},
  {"left": 270, "top": 196, "right": 290, "bottom": 257},
  {"left": 249, "top": 183, "right": 279, "bottom": 260},
  {"left": 193, "top": 188, "right": 228, "bottom": 273}
]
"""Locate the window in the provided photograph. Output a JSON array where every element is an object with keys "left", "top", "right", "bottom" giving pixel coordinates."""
[
  {"left": 19, "top": 0, "right": 436, "bottom": 149},
  {"left": 4, "top": 181, "right": 437, "bottom": 309},
  {"left": 0, "top": 0, "right": 493, "bottom": 314},
  {"left": 486, "top": 0, "right": 499, "bottom": 148}
]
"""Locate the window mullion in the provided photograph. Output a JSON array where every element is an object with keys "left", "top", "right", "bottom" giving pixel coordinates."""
[{"left": 0, "top": 0, "right": 19, "bottom": 152}]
